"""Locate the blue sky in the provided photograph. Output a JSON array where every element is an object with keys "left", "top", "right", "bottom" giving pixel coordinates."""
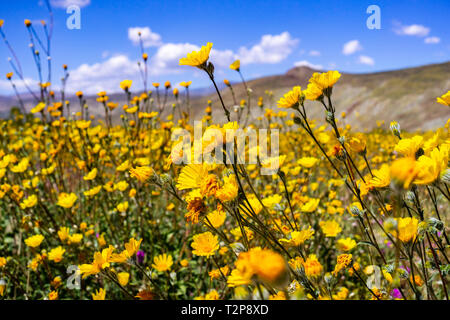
[{"left": 0, "top": 0, "right": 448, "bottom": 95}]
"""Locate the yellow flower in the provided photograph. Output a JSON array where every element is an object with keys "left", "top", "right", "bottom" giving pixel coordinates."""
[
  {"left": 31, "top": 102, "right": 46, "bottom": 113},
  {"left": 83, "top": 168, "right": 98, "bottom": 180},
  {"left": 117, "top": 201, "right": 129, "bottom": 213},
  {"left": 297, "top": 157, "right": 319, "bottom": 168},
  {"left": 57, "top": 192, "right": 78, "bottom": 208},
  {"left": 336, "top": 237, "right": 357, "bottom": 251},
  {"left": 67, "top": 233, "right": 83, "bottom": 244},
  {"left": 309, "top": 70, "right": 341, "bottom": 91},
  {"left": 229, "top": 59, "right": 240, "bottom": 71},
  {"left": 215, "top": 174, "right": 238, "bottom": 202},
  {"left": 395, "top": 217, "right": 419, "bottom": 242},
  {"left": 11, "top": 158, "right": 29, "bottom": 173},
  {"left": 191, "top": 232, "right": 219, "bottom": 257},
  {"left": 369, "top": 164, "right": 390, "bottom": 188},
  {"left": 304, "top": 82, "right": 323, "bottom": 101},
  {"left": 280, "top": 226, "right": 315, "bottom": 246},
  {"left": 120, "top": 79, "right": 132, "bottom": 91},
  {"left": 92, "top": 288, "right": 106, "bottom": 300},
  {"left": 48, "top": 246, "right": 65, "bottom": 263},
  {"left": 414, "top": 145, "right": 449, "bottom": 185},
  {"left": 152, "top": 253, "right": 173, "bottom": 272},
  {"left": 117, "top": 272, "right": 130, "bottom": 286},
  {"left": 84, "top": 185, "right": 102, "bottom": 197},
  {"left": 277, "top": 86, "right": 302, "bottom": 109},
  {"left": 333, "top": 254, "right": 352, "bottom": 276},
  {"left": 394, "top": 136, "right": 423, "bottom": 158},
  {"left": 302, "top": 254, "right": 323, "bottom": 277},
  {"left": 116, "top": 160, "right": 130, "bottom": 171},
  {"left": 179, "top": 42, "right": 213, "bottom": 68},
  {"left": 206, "top": 209, "right": 226, "bottom": 228},
  {"left": 436, "top": 91, "right": 450, "bottom": 106},
  {"left": 58, "top": 227, "right": 70, "bottom": 241},
  {"left": 25, "top": 234, "right": 44, "bottom": 248},
  {"left": 179, "top": 81, "right": 192, "bottom": 88},
  {"left": 234, "top": 247, "right": 287, "bottom": 284},
  {"left": 180, "top": 259, "right": 189, "bottom": 267},
  {"left": 124, "top": 238, "right": 143, "bottom": 257},
  {"left": 390, "top": 157, "right": 420, "bottom": 189},
  {"left": 48, "top": 290, "right": 58, "bottom": 300},
  {"left": 176, "top": 164, "right": 211, "bottom": 191},
  {"left": 300, "top": 198, "right": 320, "bottom": 212},
  {"left": 319, "top": 220, "right": 342, "bottom": 237},
  {"left": 20, "top": 194, "right": 38, "bottom": 209},
  {"left": 129, "top": 166, "right": 154, "bottom": 183}
]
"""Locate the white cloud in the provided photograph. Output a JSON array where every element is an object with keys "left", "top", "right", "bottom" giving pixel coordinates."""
[
  {"left": 50, "top": 0, "right": 91, "bottom": 8},
  {"left": 394, "top": 23, "right": 430, "bottom": 37},
  {"left": 309, "top": 50, "right": 321, "bottom": 56},
  {"left": 294, "top": 60, "right": 323, "bottom": 70},
  {"left": 342, "top": 40, "right": 362, "bottom": 55},
  {"left": 238, "top": 32, "right": 299, "bottom": 65},
  {"left": 424, "top": 36, "right": 440, "bottom": 44},
  {"left": 128, "top": 27, "right": 162, "bottom": 48},
  {"left": 65, "top": 54, "right": 140, "bottom": 94},
  {"left": 149, "top": 43, "right": 199, "bottom": 75},
  {"left": 0, "top": 78, "right": 39, "bottom": 93},
  {"left": 358, "top": 55, "right": 375, "bottom": 66},
  {"left": 210, "top": 49, "right": 237, "bottom": 69}
]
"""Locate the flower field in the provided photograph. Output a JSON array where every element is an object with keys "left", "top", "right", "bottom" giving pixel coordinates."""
[{"left": 1, "top": 18, "right": 450, "bottom": 301}]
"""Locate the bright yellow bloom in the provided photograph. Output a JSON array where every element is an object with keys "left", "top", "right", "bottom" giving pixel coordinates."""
[
  {"left": 369, "top": 164, "right": 390, "bottom": 188},
  {"left": 300, "top": 198, "right": 320, "bottom": 212},
  {"left": 394, "top": 136, "right": 423, "bottom": 158},
  {"left": 20, "top": 194, "right": 38, "bottom": 209},
  {"left": 129, "top": 166, "right": 154, "bottom": 182},
  {"left": 25, "top": 234, "right": 44, "bottom": 248},
  {"left": 390, "top": 157, "right": 420, "bottom": 189},
  {"left": 234, "top": 247, "right": 287, "bottom": 284},
  {"left": 303, "top": 254, "right": 323, "bottom": 277},
  {"left": 48, "top": 246, "right": 65, "bottom": 263},
  {"left": 176, "top": 164, "right": 211, "bottom": 191},
  {"left": 319, "top": 220, "right": 342, "bottom": 237},
  {"left": 297, "top": 157, "right": 319, "bottom": 168},
  {"left": 117, "top": 272, "right": 130, "bottom": 286},
  {"left": 336, "top": 237, "right": 357, "bottom": 251},
  {"left": 395, "top": 217, "right": 419, "bottom": 242},
  {"left": 333, "top": 254, "right": 352, "bottom": 276},
  {"left": 152, "top": 253, "right": 173, "bottom": 272},
  {"left": 116, "top": 201, "right": 129, "bottom": 213},
  {"left": 120, "top": 79, "right": 132, "bottom": 91},
  {"left": 206, "top": 209, "right": 226, "bottom": 228},
  {"left": 58, "top": 227, "right": 70, "bottom": 241},
  {"left": 179, "top": 42, "right": 213, "bottom": 68},
  {"left": 436, "top": 91, "right": 450, "bottom": 106},
  {"left": 229, "top": 59, "right": 240, "bottom": 71},
  {"left": 309, "top": 70, "right": 341, "bottom": 91},
  {"left": 277, "top": 86, "right": 302, "bottom": 109},
  {"left": 48, "top": 290, "right": 58, "bottom": 300},
  {"left": 191, "top": 232, "right": 219, "bottom": 257},
  {"left": 83, "top": 168, "right": 97, "bottom": 180},
  {"left": 92, "top": 288, "right": 106, "bottom": 300},
  {"left": 280, "top": 226, "right": 315, "bottom": 246},
  {"left": 31, "top": 102, "right": 46, "bottom": 113},
  {"left": 215, "top": 174, "right": 238, "bottom": 202},
  {"left": 57, "top": 192, "right": 78, "bottom": 208}
]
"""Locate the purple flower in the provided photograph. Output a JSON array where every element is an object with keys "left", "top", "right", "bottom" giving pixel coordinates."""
[
  {"left": 137, "top": 250, "right": 145, "bottom": 264},
  {"left": 390, "top": 288, "right": 402, "bottom": 299}
]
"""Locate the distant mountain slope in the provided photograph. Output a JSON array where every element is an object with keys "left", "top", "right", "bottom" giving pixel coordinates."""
[
  {"left": 1, "top": 61, "right": 449, "bottom": 130},
  {"left": 192, "top": 61, "right": 450, "bottom": 130}
]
